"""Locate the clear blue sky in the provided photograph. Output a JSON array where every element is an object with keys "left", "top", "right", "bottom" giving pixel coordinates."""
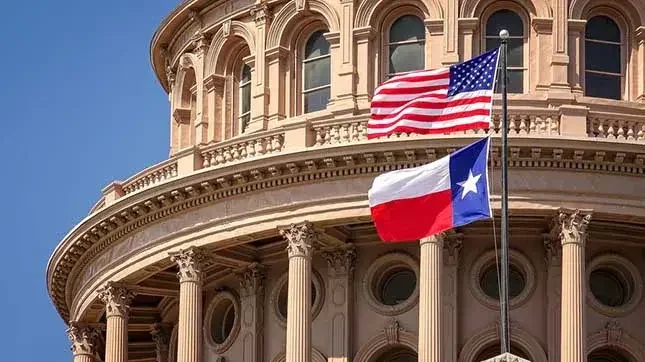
[{"left": 0, "top": 1, "right": 178, "bottom": 360}]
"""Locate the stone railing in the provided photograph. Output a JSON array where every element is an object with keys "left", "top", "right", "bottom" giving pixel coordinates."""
[
  {"left": 311, "top": 109, "right": 560, "bottom": 147},
  {"left": 122, "top": 159, "right": 178, "bottom": 195},
  {"left": 200, "top": 130, "right": 285, "bottom": 168},
  {"left": 588, "top": 117, "right": 645, "bottom": 142}
]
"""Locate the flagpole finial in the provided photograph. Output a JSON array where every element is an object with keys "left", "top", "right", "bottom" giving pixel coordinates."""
[{"left": 499, "top": 29, "right": 509, "bottom": 40}]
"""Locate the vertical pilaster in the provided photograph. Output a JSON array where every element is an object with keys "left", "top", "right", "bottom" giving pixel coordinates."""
[
  {"left": 327, "top": 0, "right": 357, "bottom": 115},
  {"left": 248, "top": 3, "right": 272, "bottom": 132},
  {"left": 425, "top": 19, "right": 444, "bottom": 69},
  {"left": 170, "top": 247, "right": 211, "bottom": 362},
  {"left": 443, "top": 0, "right": 459, "bottom": 65},
  {"left": 322, "top": 244, "right": 356, "bottom": 362},
  {"left": 544, "top": 232, "right": 562, "bottom": 362},
  {"left": 266, "top": 46, "right": 289, "bottom": 122},
  {"left": 204, "top": 74, "right": 226, "bottom": 142},
  {"left": 550, "top": 0, "right": 570, "bottom": 91},
  {"left": 458, "top": 18, "right": 479, "bottom": 62},
  {"left": 443, "top": 232, "right": 462, "bottom": 362},
  {"left": 635, "top": 27, "right": 645, "bottom": 101},
  {"left": 418, "top": 234, "right": 444, "bottom": 362},
  {"left": 98, "top": 283, "right": 136, "bottom": 362},
  {"left": 556, "top": 209, "right": 592, "bottom": 362},
  {"left": 280, "top": 222, "right": 317, "bottom": 362},
  {"left": 68, "top": 323, "right": 101, "bottom": 362},
  {"left": 567, "top": 20, "right": 587, "bottom": 95},
  {"left": 353, "top": 27, "right": 375, "bottom": 110},
  {"left": 192, "top": 33, "right": 210, "bottom": 144},
  {"left": 532, "top": 18, "right": 554, "bottom": 93},
  {"left": 236, "top": 263, "right": 266, "bottom": 362},
  {"left": 151, "top": 323, "right": 171, "bottom": 362}
]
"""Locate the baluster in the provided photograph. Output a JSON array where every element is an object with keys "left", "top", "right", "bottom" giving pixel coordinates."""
[
  {"left": 360, "top": 122, "right": 368, "bottom": 140},
  {"left": 255, "top": 139, "right": 266, "bottom": 155},
  {"left": 239, "top": 144, "right": 247, "bottom": 159},
  {"left": 331, "top": 125, "right": 340, "bottom": 144},
  {"left": 272, "top": 135, "right": 283, "bottom": 152},
  {"left": 232, "top": 145, "right": 241, "bottom": 160},
  {"left": 247, "top": 141, "right": 256, "bottom": 158},
  {"left": 637, "top": 124, "right": 645, "bottom": 142},
  {"left": 606, "top": 121, "right": 616, "bottom": 139},
  {"left": 616, "top": 121, "right": 625, "bottom": 140},
  {"left": 315, "top": 127, "right": 325, "bottom": 146},
  {"left": 626, "top": 123, "right": 635, "bottom": 141},
  {"left": 264, "top": 137, "right": 273, "bottom": 153},
  {"left": 215, "top": 149, "right": 225, "bottom": 165},
  {"left": 550, "top": 116, "right": 559, "bottom": 135},
  {"left": 519, "top": 114, "right": 528, "bottom": 135},
  {"left": 595, "top": 118, "right": 605, "bottom": 138},
  {"left": 528, "top": 115, "right": 537, "bottom": 134},
  {"left": 340, "top": 123, "right": 350, "bottom": 143},
  {"left": 350, "top": 123, "right": 359, "bottom": 142}
]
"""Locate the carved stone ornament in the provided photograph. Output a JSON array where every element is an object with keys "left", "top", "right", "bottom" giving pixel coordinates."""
[
  {"left": 67, "top": 323, "right": 100, "bottom": 356},
  {"left": 250, "top": 2, "right": 272, "bottom": 23},
  {"left": 295, "top": 0, "right": 308, "bottom": 12},
  {"left": 237, "top": 263, "right": 265, "bottom": 297},
  {"left": 481, "top": 352, "right": 531, "bottom": 362},
  {"left": 280, "top": 222, "right": 317, "bottom": 258},
  {"left": 384, "top": 319, "right": 404, "bottom": 344},
  {"left": 444, "top": 231, "right": 463, "bottom": 265},
  {"left": 321, "top": 244, "right": 356, "bottom": 277},
  {"left": 165, "top": 66, "right": 176, "bottom": 87},
  {"left": 169, "top": 247, "right": 212, "bottom": 283},
  {"left": 97, "top": 282, "right": 136, "bottom": 318},
  {"left": 222, "top": 19, "right": 231, "bottom": 37},
  {"left": 150, "top": 323, "right": 170, "bottom": 347},
  {"left": 543, "top": 233, "right": 562, "bottom": 265},
  {"left": 605, "top": 320, "right": 623, "bottom": 346},
  {"left": 554, "top": 209, "right": 592, "bottom": 245}
]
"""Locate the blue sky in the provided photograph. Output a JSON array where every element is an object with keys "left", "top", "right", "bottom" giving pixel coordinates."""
[{"left": 0, "top": 1, "right": 178, "bottom": 360}]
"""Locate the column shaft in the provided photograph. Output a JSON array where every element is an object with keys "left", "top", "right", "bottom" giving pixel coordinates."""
[
  {"left": 419, "top": 235, "right": 443, "bottom": 362},
  {"left": 170, "top": 247, "right": 210, "bottom": 362},
  {"left": 281, "top": 222, "right": 316, "bottom": 362},
  {"left": 557, "top": 210, "right": 591, "bottom": 362}
]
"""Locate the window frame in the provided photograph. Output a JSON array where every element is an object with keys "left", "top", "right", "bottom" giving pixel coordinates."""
[
  {"left": 480, "top": 4, "right": 530, "bottom": 94},
  {"left": 298, "top": 27, "right": 332, "bottom": 115},
  {"left": 386, "top": 14, "right": 427, "bottom": 79},
  {"left": 238, "top": 62, "right": 252, "bottom": 133},
  {"left": 582, "top": 12, "right": 628, "bottom": 100}
]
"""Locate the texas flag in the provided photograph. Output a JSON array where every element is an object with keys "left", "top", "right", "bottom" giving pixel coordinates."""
[{"left": 368, "top": 137, "right": 492, "bottom": 242}]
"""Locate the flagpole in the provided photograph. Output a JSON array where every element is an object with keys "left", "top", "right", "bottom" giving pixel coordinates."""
[{"left": 499, "top": 29, "right": 511, "bottom": 354}]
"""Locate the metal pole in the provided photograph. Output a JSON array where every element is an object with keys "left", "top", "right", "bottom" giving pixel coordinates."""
[{"left": 499, "top": 29, "right": 511, "bottom": 354}]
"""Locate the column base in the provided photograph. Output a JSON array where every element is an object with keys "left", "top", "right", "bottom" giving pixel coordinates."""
[{"left": 481, "top": 353, "right": 532, "bottom": 362}]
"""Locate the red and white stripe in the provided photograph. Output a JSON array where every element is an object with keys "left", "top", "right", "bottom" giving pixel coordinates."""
[{"left": 367, "top": 68, "right": 493, "bottom": 139}]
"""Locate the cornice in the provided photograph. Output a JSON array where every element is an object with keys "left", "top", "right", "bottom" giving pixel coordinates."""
[{"left": 47, "top": 136, "right": 645, "bottom": 322}]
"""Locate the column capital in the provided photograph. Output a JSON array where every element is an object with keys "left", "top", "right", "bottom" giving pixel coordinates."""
[
  {"left": 420, "top": 232, "right": 445, "bottom": 246},
  {"left": 280, "top": 221, "right": 317, "bottom": 259},
  {"left": 250, "top": 2, "right": 272, "bottom": 24},
  {"left": 321, "top": 244, "right": 356, "bottom": 277},
  {"left": 236, "top": 262, "right": 266, "bottom": 297},
  {"left": 552, "top": 208, "right": 592, "bottom": 246},
  {"left": 443, "top": 231, "right": 463, "bottom": 265},
  {"left": 67, "top": 323, "right": 101, "bottom": 356},
  {"left": 169, "top": 246, "right": 212, "bottom": 283},
  {"left": 97, "top": 282, "right": 136, "bottom": 318},
  {"left": 543, "top": 232, "right": 562, "bottom": 266}
]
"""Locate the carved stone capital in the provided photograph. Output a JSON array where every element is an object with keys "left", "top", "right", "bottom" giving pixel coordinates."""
[
  {"left": 543, "top": 233, "right": 562, "bottom": 266},
  {"left": 192, "top": 33, "right": 210, "bottom": 56},
  {"left": 169, "top": 247, "right": 212, "bottom": 283},
  {"left": 552, "top": 209, "right": 592, "bottom": 246},
  {"left": 444, "top": 231, "right": 463, "bottom": 265},
  {"left": 420, "top": 232, "right": 444, "bottom": 246},
  {"left": 250, "top": 2, "right": 272, "bottom": 24},
  {"left": 280, "top": 221, "right": 317, "bottom": 259},
  {"left": 321, "top": 244, "right": 356, "bottom": 277},
  {"left": 97, "top": 282, "right": 136, "bottom": 318},
  {"left": 165, "top": 66, "right": 176, "bottom": 88},
  {"left": 151, "top": 323, "right": 171, "bottom": 346},
  {"left": 237, "top": 263, "right": 265, "bottom": 297},
  {"left": 67, "top": 323, "right": 100, "bottom": 356}
]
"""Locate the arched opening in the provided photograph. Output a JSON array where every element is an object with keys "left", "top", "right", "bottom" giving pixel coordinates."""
[
  {"left": 387, "top": 15, "right": 426, "bottom": 78},
  {"left": 588, "top": 348, "right": 631, "bottom": 362},
  {"left": 302, "top": 29, "right": 331, "bottom": 113},
  {"left": 173, "top": 68, "right": 197, "bottom": 150},
  {"left": 584, "top": 15, "right": 622, "bottom": 100},
  {"left": 474, "top": 342, "right": 531, "bottom": 361},
  {"left": 374, "top": 346, "right": 418, "bottom": 362},
  {"left": 484, "top": 9, "right": 525, "bottom": 93}
]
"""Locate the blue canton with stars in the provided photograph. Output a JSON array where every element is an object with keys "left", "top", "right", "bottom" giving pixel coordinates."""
[{"left": 447, "top": 48, "right": 499, "bottom": 97}]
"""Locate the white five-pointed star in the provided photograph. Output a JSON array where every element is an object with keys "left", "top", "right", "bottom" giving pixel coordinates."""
[{"left": 456, "top": 169, "right": 482, "bottom": 199}]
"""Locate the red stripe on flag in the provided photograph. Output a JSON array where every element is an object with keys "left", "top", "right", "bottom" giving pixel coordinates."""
[
  {"left": 368, "top": 109, "right": 492, "bottom": 128},
  {"left": 371, "top": 96, "right": 492, "bottom": 120},
  {"left": 370, "top": 189, "right": 454, "bottom": 242},
  {"left": 366, "top": 121, "right": 491, "bottom": 139}
]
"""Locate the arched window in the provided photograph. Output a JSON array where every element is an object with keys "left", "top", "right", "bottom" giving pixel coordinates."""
[
  {"left": 485, "top": 10, "right": 525, "bottom": 93},
  {"left": 585, "top": 16, "right": 622, "bottom": 100},
  {"left": 376, "top": 346, "right": 418, "bottom": 362},
  {"left": 239, "top": 64, "right": 251, "bottom": 133},
  {"left": 388, "top": 15, "right": 426, "bottom": 78},
  {"left": 302, "top": 30, "right": 331, "bottom": 114},
  {"left": 588, "top": 348, "right": 630, "bottom": 362},
  {"left": 474, "top": 342, "right": 530, "bottom": 361}
]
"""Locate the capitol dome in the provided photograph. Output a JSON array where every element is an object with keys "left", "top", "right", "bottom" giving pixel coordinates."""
[{"left": 48, "top": 0, "right": 645, "bottom": 361}]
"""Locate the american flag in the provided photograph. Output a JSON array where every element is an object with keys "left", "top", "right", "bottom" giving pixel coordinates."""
[{"left": 367, "top": 48, "right": 500, "bottom": 139}]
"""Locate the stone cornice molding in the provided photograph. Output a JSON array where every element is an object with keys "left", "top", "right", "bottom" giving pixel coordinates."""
[
  {"left": 47, "top": 136, "right": 645, "bottom": 321},
  {"left": 169, "top": 246, "right": 212, "bottom": 284},
  {"left": 280, "top": 221, "right": 318, "bottom": 259},
  {"left": 97, "top": 282, "right": 136, "bottom": 318},
  {"left": 67, "top": 323, "right": 101, "bottom": 356}
]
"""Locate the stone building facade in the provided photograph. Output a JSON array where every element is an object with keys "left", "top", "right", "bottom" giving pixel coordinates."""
[{"left": 48, "top": 0, "right": 645, "bottom": 361}]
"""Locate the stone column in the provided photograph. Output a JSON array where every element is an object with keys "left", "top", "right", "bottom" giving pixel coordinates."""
[
  {"left": 544, "top": 232, "right": 562, "bottom": 362},
  {"left": 98, "top": 282, "right": 136, "bottom": 362},
  {"left": 280, "top": 222, "right": 317, "bottom": 362},
  {"left": 67, "top": 323, "right": 101, "bottom": 362},
  {"left": 170, "top": 247, "right": 211, "bottom": 362},
  {"left": 151, "top": 323, "right": 171, "bottom": 362},
  {"left": 443, "top": 232, "right": 463, "bottom": 362},
  {"left": 556, "top": 209, "right": 592, "bottom": 362},
  {"left": 418, "top": 234, "right": 444, "bottom": 362},
  {"left": 322, "top": 244, "right": 357, "bottom": 362},
  {"left": 236, "top": 263, "right": 265, "bottom": 362}
]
